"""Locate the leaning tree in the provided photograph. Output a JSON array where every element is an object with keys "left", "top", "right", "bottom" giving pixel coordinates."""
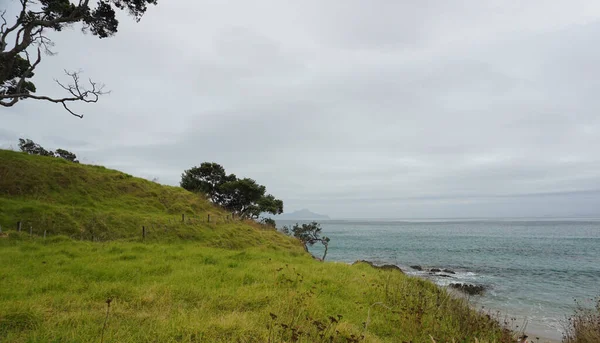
[{"left": 0, "top": 0, "right": 157, "bottom": 117}]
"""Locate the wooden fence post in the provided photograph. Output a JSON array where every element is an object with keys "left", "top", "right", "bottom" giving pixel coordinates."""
[
  {"left": 182, "top": 214, "right": 185, "bottom": 222},
  {"left": 207, "top": 214, "right": 210, "bottom": 223},
  {"left": 17, "top": 221, "right": 21, "bottom": 232},
  {"left": 44, "top": 230, "right": 47, "bottom": 239},
  {"left": 142, "top": 226, "right": 146, "bottom": 239}
]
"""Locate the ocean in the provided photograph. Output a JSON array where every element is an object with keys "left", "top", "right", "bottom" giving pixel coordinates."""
[{"left": 278, "top": 219, "right": 600, "bottom": 340}]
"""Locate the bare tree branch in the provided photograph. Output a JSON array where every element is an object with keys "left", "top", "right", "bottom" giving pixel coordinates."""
[
  {"left": 1, "top": 70, "right": 109, "bottom": 118},
  {"left": 1, "top": 0, "right": 155, "bottom": 117}
]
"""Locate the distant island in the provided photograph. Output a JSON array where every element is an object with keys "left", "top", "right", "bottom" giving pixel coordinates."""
[{"left": 272, "top": 209, "right": 330, "bottom": 220}]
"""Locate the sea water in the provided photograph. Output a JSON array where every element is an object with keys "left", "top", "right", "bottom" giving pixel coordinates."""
[{"left": 279, "top": 219, "right": 600, "bottom": 340}]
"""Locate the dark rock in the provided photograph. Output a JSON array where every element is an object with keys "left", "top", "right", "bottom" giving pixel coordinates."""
[
  {"left": 449, "top": 283, "right": 486, "bottom": 295},
  {"left": 410, "top": 265, "right": 423, "bottom": 271},
  {"left": 430, "top": 268, "right": 441, "bottom": 273},
  {"left": 443, "top": 269, "right": 456, "bottom": 274},
  {"left": 353, "top": 260, "right": 404, "bottom": 274},
  {"left": 378, "top": 264, "right": 403, "bottom": 272},
  {"left": 436, "top": 274, "right": 453, "bottom": 278}
]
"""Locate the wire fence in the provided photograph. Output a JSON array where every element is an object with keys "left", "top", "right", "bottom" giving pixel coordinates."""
[{"left": 0, "top": 212, "right": 260, "bottom": 242}]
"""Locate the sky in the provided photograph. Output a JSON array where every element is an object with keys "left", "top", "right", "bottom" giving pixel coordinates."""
[{"left": 2, "top": 0, "right": 600, "bottom": 218}]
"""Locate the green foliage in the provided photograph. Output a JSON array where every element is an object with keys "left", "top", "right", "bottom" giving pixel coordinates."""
[
  {"left": 18, "top": 138, "right": 54, "bottom": 157},
  {"left": 18, "top": 138, "right": 78, "bottom": 162},
  {"left": 180, "top": 162, "right": 235, "bottom": 202},
  {"left": 54, "top": 148, "right": 79, "bottom": 163},
  {"left": 284, "top": 222, "right": 331, "bottom": 261},
  {"left": 181, "top": 163, "right": 283, "bottom": 219}
]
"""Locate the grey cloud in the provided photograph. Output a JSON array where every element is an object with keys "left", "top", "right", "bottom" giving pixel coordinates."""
[{"left": 2, "top": 0, "right": 600, "bottom": 218}]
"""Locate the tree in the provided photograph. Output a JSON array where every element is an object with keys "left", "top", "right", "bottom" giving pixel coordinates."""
[
  {"left": 287, "top": 222, "right": 330, "bottom": 261},
  {"left": 220, "top": 178, "right": 266, "bottom": 218},
  {"left": 55, "top": 148, "right": 78, "bottom": 163},
  {"left": 0, "top": 0, "right": 157, "bottom": 117},
  {"left": 18, "top": 138, "right": 80, "bottom": 162},
  {"left": 180, "top": 163, "right": 236, "bottom": 203},
  {"left": 257, "top": 194, "right": 284, "bottom": 217},
  {"left": 181, "top": 163, "right": 284, "bottom": 220},
  {"left": 18, "top": 138, "right": 53, "bottom": 156}
]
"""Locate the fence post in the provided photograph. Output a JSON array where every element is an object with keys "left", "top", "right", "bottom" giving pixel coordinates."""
[
  {"left": 182, "top": 214, "right": 185, "bottom": 222},
  {"left": 142, "top": 226, "right": 146, "bottom": 239},
  {"left": 29, "top": 225, "right": 32, "bottom": 236},
  {"left": 207, "top": 214, "right": 210, "bottom": 223},
  {"left": 44, "top": 230, "right": 47, "bottom": 239},
  {"left": 17, "top": 221, "right": 21, "bottom": 232}
]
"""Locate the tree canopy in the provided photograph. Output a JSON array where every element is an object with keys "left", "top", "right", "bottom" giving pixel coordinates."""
[
  {"left": 181, "top": 163, "right": 283, "bottom": 220},
  {"left": 1, "top": 0, "right": 157, "bottom": 117},
  {"left": 18, "top": 138, "right": 78, "bottom": 162},
  {"left": 284, "top": 222, "right": 330, "bottom": 261},
  {"left": 180, "top": 163, "right": 236, "bottom": 203}
]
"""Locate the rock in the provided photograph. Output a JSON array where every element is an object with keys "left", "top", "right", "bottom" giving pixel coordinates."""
[
  {"left": 410, "top": 265, "right": 423, "bottom": 271},
  {"left": 353, "top": 260, "right": 404, "bottom": 274},
  {"left": 436, "top": 274, "right": 453, "bottom": 278},
  {"left": 449, "top": 283, "right": 486, "bottom": 295},
  {"left": 378, "top": 264, "right": 403, "bottom": 272},
  {"left": 443, "top": 269, "right": 456, "bottom": 274},
  {"left": 430, "top": 268, "right": 441, "bottom": 273}
]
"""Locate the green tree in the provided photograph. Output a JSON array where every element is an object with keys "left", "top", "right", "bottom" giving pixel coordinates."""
[
  {"left": 221, "top": 180, "right": 285, "bottom": 219},
  {"left": 1, "top": 0, "right": 157, "bottom": 117},
  {"left": 180, "top": 163, "right": 236, "bottom": 203},
  {"left": 286, "top": 222, "right": 330, "bottom": 261},
  {"left": 18, "top": 138, "right": 53, "bottom": 156},
  {"left": 55, "top": 148, "right": 78, "bottom": 163},
  {"left": 181, "top": 163, "right": 284, "bottom": 220},
  {"left": 220, "top": 178, "right": 266, "bottom": 218},
  {"left": 257, "top": 194, "right": 284, "bottom": 216}
]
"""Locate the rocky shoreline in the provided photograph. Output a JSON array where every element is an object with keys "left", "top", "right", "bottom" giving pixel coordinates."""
[{"left": 352, "top": 261, "right": 562, "bottom": 343}]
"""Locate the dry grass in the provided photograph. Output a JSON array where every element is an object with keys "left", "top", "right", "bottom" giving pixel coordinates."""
[{"left": 563, "top": 297, "right": 600, "bottom": 343}]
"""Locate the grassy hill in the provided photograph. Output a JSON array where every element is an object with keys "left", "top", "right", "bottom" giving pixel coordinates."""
[
  {"left": 0, "top": 149, "right": 297, "bottom": 249},
  {"left": 0, "top": 150, "right": 515, "bottom": 342}
]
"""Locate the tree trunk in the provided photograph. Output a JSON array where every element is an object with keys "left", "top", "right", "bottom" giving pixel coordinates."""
[{"left": 321, "top": 243, "right": 328, "bottom": 261}]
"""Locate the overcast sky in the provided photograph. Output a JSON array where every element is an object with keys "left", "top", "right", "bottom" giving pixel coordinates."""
[{"left": 2, "top": 0, "right": 600, "bottom": 218}]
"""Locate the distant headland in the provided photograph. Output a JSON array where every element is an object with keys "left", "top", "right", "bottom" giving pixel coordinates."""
[{"left": 273, "top": 209, "right": 330, "bottom": 220}]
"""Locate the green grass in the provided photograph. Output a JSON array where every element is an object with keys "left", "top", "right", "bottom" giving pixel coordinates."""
[
  {"left": 0, "top": 236, "right": 513, "bottom": 343},
  {"left": 0, "top": 149, "right": 298, "bottom": 249},
  {"left": 0, "top": 150, "right": 514, "bottom": 342}
]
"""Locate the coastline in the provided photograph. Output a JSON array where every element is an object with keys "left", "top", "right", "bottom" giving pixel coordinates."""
[{"left": 350, "top": 259, "right": 565, "bottom": 343}]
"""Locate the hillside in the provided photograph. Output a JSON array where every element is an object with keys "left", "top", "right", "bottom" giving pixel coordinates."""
[
  {"left": 0, "top": 150, "right": 515, "bottom": 342},
  {"left": 0, "top": 149, "right": 297, "bottom": 249}
]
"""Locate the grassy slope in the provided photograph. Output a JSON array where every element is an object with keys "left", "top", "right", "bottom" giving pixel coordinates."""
[
  {"left": 0, "top": 150, "right": 513, "bottom": 342},
  {"left": 0, "top": 149, "right": 296, "bottom": 249}
]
